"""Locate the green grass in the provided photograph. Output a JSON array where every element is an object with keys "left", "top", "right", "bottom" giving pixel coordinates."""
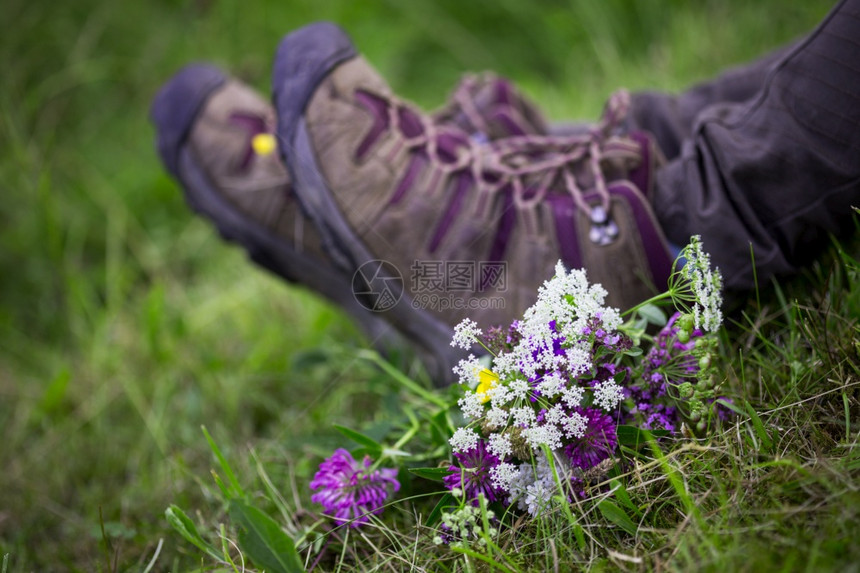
[{"left": 0, "top": 0, "right": 853, "bottom": 570}]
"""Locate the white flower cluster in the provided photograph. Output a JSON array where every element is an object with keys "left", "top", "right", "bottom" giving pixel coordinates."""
[
  {"left": 449, "top": 427, "right": 479, "bottom": 453},
  {"left": 486, "top": 407, "right": 510, "bottom": 430},
  {"left": 457, "top": 392, "right": 485, "bottom": 419},
  {"left": 451, "top": 318, "right": 483, "bottom": 349},
  {"left": 523, "top": 406, "right": 588, "bottom": 451},
  {"left": 680, "top": 235, "right": 724, "bottom": 332},
  {"left": 487, "top": 432, "right": 512, "bottom": 459},
  {"left": 507, "top": 450, "right": 573, "bottom": 516},
  {"left": 592, "top": 380, "right": 625, "bottom": 411},
  {"left": 449, "top": 261, "right": 623, "bottom": 501},
  {"left": 452, "top": 354, "right": 483, "bottom": 387},
  {"left": 489, "top": 461, "right": 519, "bottom": 491},
  {"left": 492, "top": 262, "right": 620, "bottom": 384},
  {"left": 479, "top": 263, "right": 621, "bottom": 417}
]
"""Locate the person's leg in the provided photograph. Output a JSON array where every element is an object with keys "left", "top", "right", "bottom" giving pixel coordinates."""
[
  {"left": 551, "top": 41, "right": 797, "bottom": 153},
  {"left": 629, "top": 41, "right": 797, "bottom": 160},
  {"left": 650, "top": 0, "right": 860, "bottom": 293}
]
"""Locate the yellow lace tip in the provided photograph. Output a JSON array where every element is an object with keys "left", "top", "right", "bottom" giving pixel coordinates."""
[{"left": 251, "top": 133, "right": 276, "bottom": 156}]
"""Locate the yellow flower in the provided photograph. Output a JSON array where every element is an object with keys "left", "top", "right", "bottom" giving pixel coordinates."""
[{"left": 475, "top": 369, "right": 499, "bottom": 404}]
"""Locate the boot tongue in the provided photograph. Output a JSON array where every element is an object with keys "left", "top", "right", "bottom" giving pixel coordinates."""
[
  {"left": 624, "top": 131, "right": 662, "bottom": 199},
  {"left": 470, "top": 77, "right": 548, "bottom": 139},
  {"left": 434, "top": 74, "right": 548, "bottom": 140}
]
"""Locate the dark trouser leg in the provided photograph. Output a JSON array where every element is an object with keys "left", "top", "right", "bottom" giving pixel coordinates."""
[
  {"left": 629, "top": 41, "right": 794, "bottom": 159},
  {"left": 553, "top": 42, "right": 795, "bottom": 149},
  {"left": 629, "top": 41, "right": 796, "bottom": 160},
  {"left": 651, "top": 0, "right": 860, "bottom": 293}
]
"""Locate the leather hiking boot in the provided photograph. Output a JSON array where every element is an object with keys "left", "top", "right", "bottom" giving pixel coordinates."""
[
  {"left": 150, "top": 63, "right": 549, "bottom": 384},
  {"left": 150, "top": 64, "right": 400, "bottom": 347},
  {"left": 273, "top": 22, "right": 673, "bottom": 379}
]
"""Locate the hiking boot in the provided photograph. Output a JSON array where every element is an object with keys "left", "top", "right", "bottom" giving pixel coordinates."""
[
  {"left": 272, "top": 22, "right": 672, "bottom": 372},
  {"left": 150, "top": 63, "right": 551, "bottom": 384},
  {"left": 150, "top": 64, "right": 402, "bottom": 349}
]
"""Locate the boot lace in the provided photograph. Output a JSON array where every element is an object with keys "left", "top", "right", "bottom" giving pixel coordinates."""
[{"left": 359, "top": 88, "right": 642, "bottom": 246}]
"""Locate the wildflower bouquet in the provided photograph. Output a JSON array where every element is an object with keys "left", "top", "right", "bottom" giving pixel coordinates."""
[
  {"left": 441, "top": 235, "right": 726, "bottom": 519},
  {"left": 167, "top": 236, "right": 733, "bottom": 570},
  {"left": 303, "top": 236, "right": 727, "bottom": 536}
]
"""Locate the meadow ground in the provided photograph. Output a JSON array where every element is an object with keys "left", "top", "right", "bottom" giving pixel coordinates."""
[{"left": 1, "top": 0, "right": 857, "bottom": 570}]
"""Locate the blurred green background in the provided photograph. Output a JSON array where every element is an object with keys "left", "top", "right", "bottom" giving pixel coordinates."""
[{"left": 0, "top": 0, "right": 834, "bottom": 569}]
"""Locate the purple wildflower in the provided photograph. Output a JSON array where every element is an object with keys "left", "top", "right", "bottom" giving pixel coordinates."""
[
  {"left": 480, "top": 320, "right": 522, "bottom": 355},
  {"left": 584, "top": 316, "right": 632, "bottom": 353},
  {"left": 443, "top": 440, "right": 503, "bottom": 503},
  {"left": 642, "top": 407, "right": 677, "bottom": 432},
  {"left": 564, "top": 408, "right": 618, "bottom": 470},
  {"left": 568, "top": 475, "right": 588, "bottom": 500},
  {"left": 309, "top": 449, "right": 400, "bottom": 527}
]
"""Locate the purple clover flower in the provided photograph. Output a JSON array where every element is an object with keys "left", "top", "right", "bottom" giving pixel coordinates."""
[
  {"left": 564, "top": 408, "right": 618, "bottom": 470},
  {"left": 443, "top": 440, "right": 503, "bottom": 503},
  {"left": 309, "top": 449, "right": 400, "bottom": 527}
]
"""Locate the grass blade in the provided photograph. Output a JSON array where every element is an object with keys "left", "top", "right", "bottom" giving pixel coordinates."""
[
  {"left": 597, "top": 500, "right": 638, "bottom": 536},
  {"left": 744, "top": 400, "right": 774, "bottom": 453},
  {"left": 449, "top": 544, "right": 517, "bottom": 573},
  {"left": 201, "top": 425, "right": 245, "bottom": 500},
  {"left": 409, "top": 467, "right": 454, "bottom": 481},
  {"left": 229, "top": 499, "right": 306, "bottom": 573},
  {"left": 333, "top": 424, "right": 384, "bottom": 456},
  {"left": 358, "top": 349, "right": 448, "bottom": 408},
  {"left": 610, "top": 478, "right": 642, "bottom": 518},
  {"left": 616, "top": 425, "right": 668, "bottom": 448},
  {"left": 164, "top": 505, "right": 222, "bottom": 562},
  {"left": 426, "top": 493, "right": 457, "bottom": 527}
]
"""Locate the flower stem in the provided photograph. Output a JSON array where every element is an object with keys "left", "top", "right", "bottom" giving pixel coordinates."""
[
  {"left": 621, "top": 291, "right": 673, "bottom": 318},
  {"left": 358, "top": 349, "right": 448, "bottom": 408},
  {"left": 472, "top": 336, "right": 497, "bottom": 358}
]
